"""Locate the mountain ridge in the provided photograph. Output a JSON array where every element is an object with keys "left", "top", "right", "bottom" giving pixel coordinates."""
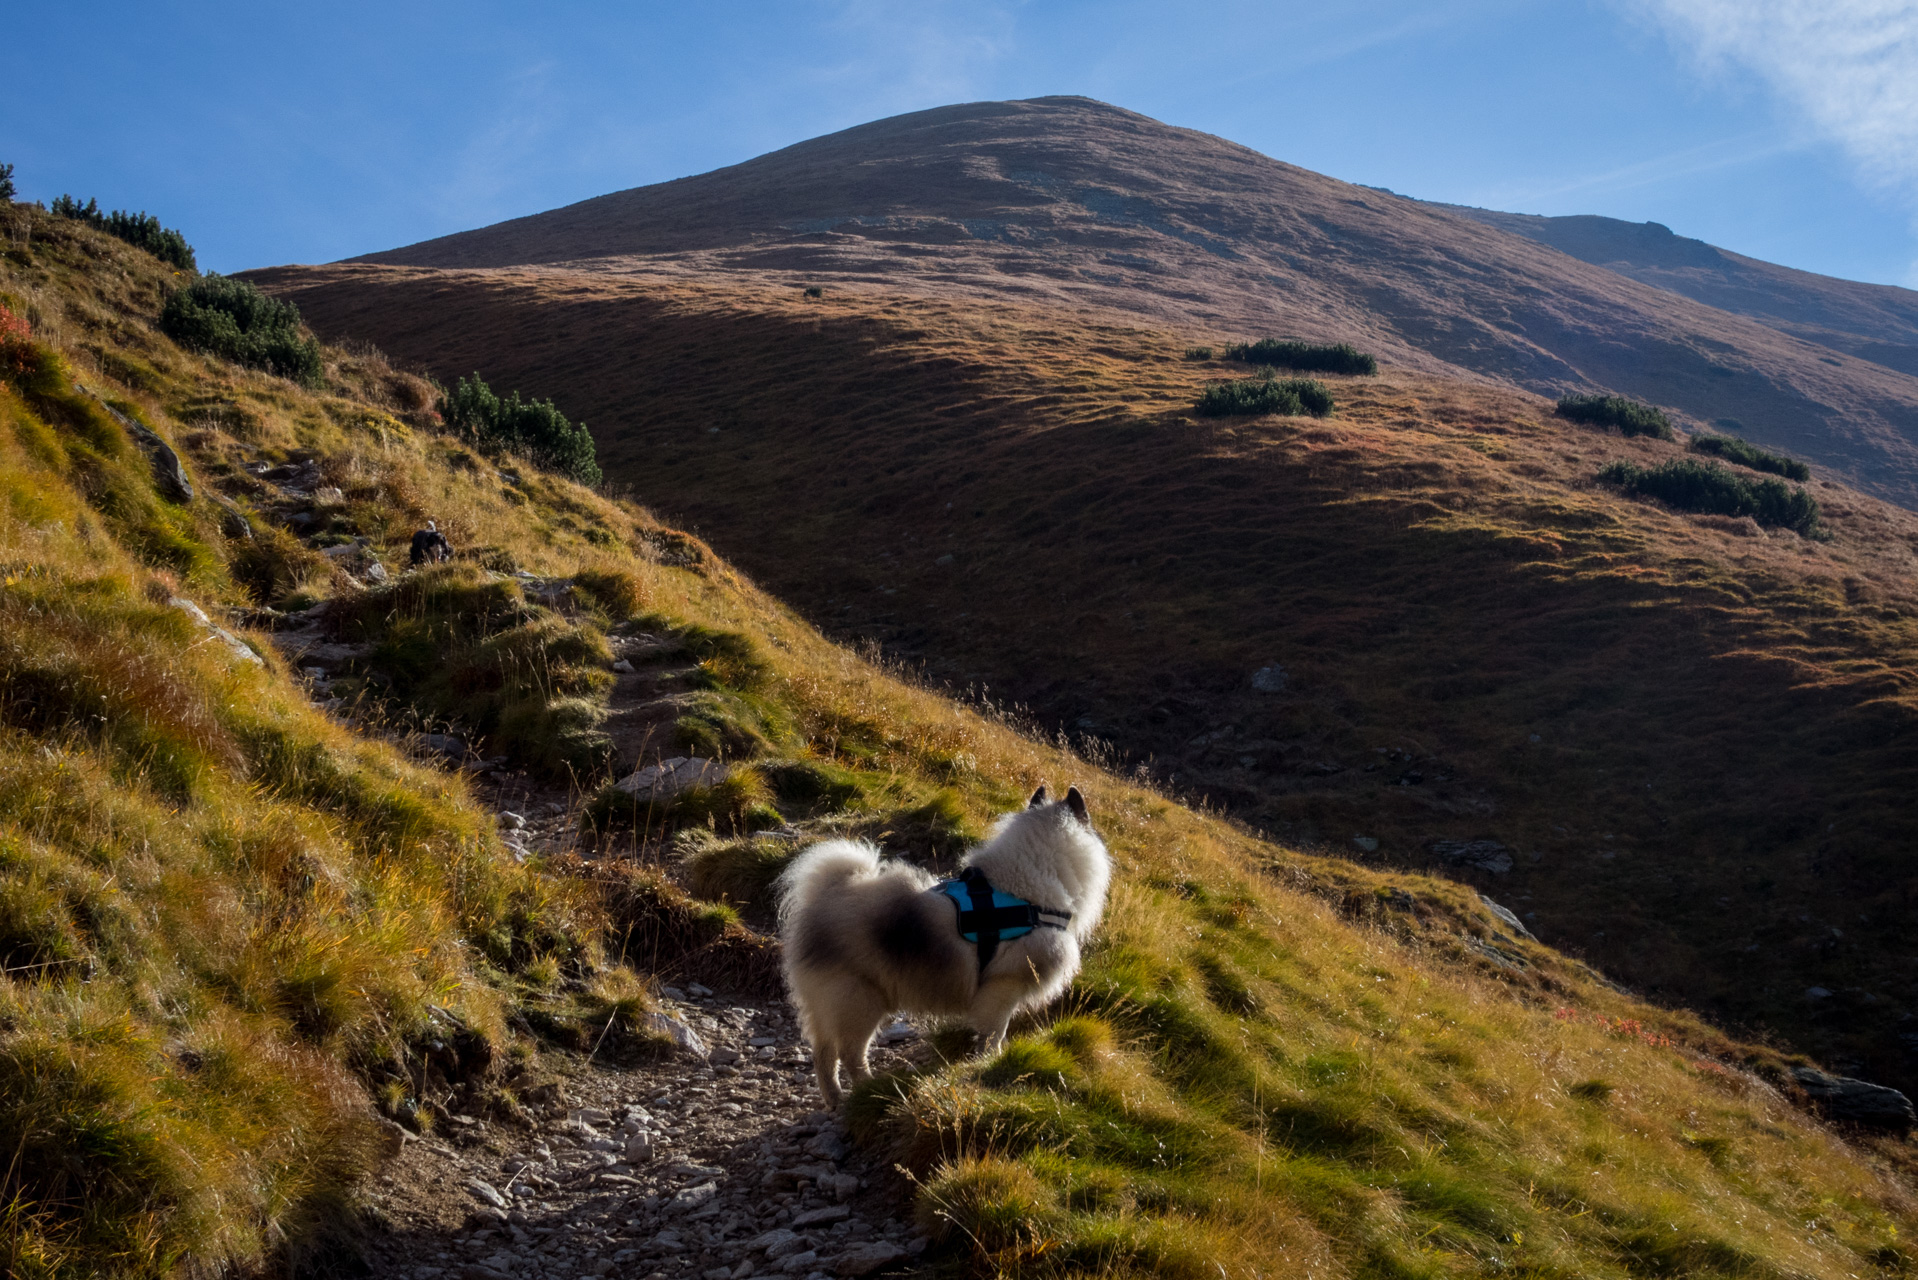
[{"left": 348, "top": 95, "right": 1918, "bottom": 506}]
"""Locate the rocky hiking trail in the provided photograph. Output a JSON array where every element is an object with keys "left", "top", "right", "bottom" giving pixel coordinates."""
[
  {"left": 184, "top": 451, "right": 939, "bottom": 1276},
  {"left": 361, "top": 991, "right": 931, "bottom": 1280}
]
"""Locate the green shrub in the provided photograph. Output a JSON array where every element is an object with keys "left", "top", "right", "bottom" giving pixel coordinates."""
[
  {"left": 1556, "top": 393, "right": 1674, "bottom": 440},
  {"left": 1689, "top": 433, "right": 1811, "bottom": 481},
  {"left": 1599, "top": 458, "right": 1824, "bottom": 537},
  {"left": 442, "top": 373, "right": 601, "bottom": 485},
  {"left": 0, "top": 163, "right": 14, "bottom": 203},
  {"left": 1183, "top": 346, "right": 1213, "bottom": 361},
  {"left": 50, "top": 195, "right": 196, "bottom": 270},
  {"left": 1224, "top": 338, "right": 1377, "bottom": 375},
  {"left": 159, "top": 275, "right": 321, "bottom": 385},
  {"left": 803, "top": 286, "right": 823, "bottom": 299},
  {"left": 1196, "top": 375, "right": 1334, "bottom": 418}
]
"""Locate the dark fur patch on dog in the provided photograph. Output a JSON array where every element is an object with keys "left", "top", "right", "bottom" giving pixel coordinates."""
[{"left": 874, "top": 897, "right": 933, "bottom": 964}]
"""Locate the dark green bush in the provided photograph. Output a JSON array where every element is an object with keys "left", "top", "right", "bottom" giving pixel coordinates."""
[
  {"left": 1599, "top": 458, "right": 1823, "bottom": 537},
  {"left": 1689, "top": 433, "right": 1811, "bottom": 481},
  {"left": 1224, "top": 339, "right": 1376, "bottom": 375},
  {"left": 1196, "top": 375, "right": 1334, "bottom": 418},
  {"left": 0, "top": 164, "right": 14, "bottom": 204},
  {"left": 51, "top": 195, "right": 196, "bottom": 270},
  {"left": 442, "top": 373, "right": 601, "bottom": 485},
  {"left": 1556, "top": 393, "right": 1674, "bottom": 440},
  {"left": 1183, "top": 346, "right": 1213, "bottom": 361},
  {"left": 159, "top": 275, "right": 321, "bottom": 384}
]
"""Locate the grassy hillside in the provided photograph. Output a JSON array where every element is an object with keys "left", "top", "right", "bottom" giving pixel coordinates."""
[
  {"left": 5, "top": 211, "right": 1917, "bottom": 1278},
  {"left": 256, "top": 262, "right": 1918, "bottom": 1099}
]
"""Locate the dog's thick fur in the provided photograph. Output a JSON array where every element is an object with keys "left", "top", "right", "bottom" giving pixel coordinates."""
[{"left": 775, "top": 786, "right": 1111, "bottom": 1107}]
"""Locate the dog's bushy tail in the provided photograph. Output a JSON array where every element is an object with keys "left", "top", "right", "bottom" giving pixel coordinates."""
[{"left": 775, "top": 839, "right": 882, "bottom": 928}]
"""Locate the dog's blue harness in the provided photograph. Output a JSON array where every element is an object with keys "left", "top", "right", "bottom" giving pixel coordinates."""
[{"left": 936, "top": 866, "right": 1071, "bottom": 974}]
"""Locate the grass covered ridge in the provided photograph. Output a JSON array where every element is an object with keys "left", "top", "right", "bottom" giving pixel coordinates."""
[
  {"left": 3, "top": 207, "right": 1914, "bottom": 1279},
  {"left": 253, "top": 263, "right": 1918, "bottom": 1097}
]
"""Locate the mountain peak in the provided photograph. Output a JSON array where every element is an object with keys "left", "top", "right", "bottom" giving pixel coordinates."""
[{"left": 352, "top": 98, "right": 1918, "bottom": 507}]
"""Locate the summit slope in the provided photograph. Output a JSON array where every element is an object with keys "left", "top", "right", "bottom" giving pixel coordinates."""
[{"left": 353, "top": 95, "right": 1918, "bottom": 506}]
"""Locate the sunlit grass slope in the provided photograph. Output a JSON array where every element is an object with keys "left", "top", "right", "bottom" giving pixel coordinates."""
[
  {"left": 2, "top": 213, "right": 1913, "bottom": 1278},
  {"left": 254, "top": 262, "right": 1918, "bottom": 1096}
]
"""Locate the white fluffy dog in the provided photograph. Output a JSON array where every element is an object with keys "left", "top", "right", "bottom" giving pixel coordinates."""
[{"left": 775, "top": 785, "right": 1111, "bottom": 1107}]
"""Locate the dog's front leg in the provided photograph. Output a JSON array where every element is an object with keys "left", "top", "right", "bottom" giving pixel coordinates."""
[{"left": 967, "top": 978, "right": 1028, "bottom": 1056}]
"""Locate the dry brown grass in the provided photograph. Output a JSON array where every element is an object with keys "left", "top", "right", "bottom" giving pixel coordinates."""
[
  {"left": 254, "top": 261, "right": 1918, "bottom": 1095},
  {"left": 3, "top": 209, "right": 1915, "bottom": 1279}
]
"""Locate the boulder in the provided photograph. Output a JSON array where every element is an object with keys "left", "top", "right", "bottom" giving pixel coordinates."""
[
  {"left": 834, "top": 1242, "right": 906, "bottom": 1276},
  {"left": 1430, "top": 839, "right": 1513, "bottom": 874},
  {"left": 1249, "top": 665, "right": 1287, "bottom": 693},
  {"left": 1791, "top": 1066, "right": 1916, "bottom": 1130},
  {"left": 612, "top": 756, "right": 731, "bottom": 802},
  {"left": 1478, "top": 894, "right": 1535, "bottom": 941},
  {"left": 642, "top": 1011, "right": 709, "bottom": 1059}
]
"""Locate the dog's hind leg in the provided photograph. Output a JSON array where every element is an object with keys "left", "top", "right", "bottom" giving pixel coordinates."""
[
  {"left": 812, "top": 1040, "right": 844, "bottom": 1110},
  {"left": 825, "top": 987, "right": 890, "bottom": 1100}
]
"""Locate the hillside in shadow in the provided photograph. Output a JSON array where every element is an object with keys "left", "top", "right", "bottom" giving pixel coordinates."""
[{"left": 258, "top": 260, "right": 1918, "bottom": 1097}]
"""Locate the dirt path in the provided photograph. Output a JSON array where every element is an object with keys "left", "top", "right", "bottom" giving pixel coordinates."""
[{"left": 358, "top": 989, "right": 930, "bottom": 1280}]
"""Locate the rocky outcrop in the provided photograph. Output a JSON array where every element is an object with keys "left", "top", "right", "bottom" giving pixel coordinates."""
[{"left": 1791, "top": 1066, "right": 1916, "bottom": 1131}]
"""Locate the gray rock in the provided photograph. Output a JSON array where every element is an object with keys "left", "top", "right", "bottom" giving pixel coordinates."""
[
  {"left": 1250, "top": 665, "right": 1288, "bottom": 694},
  {"left": 1791, "top": 1066, "right": 1916, "bottom": 1130},
  {"left": 419, "top": 733, "right": 467, "bottom": 758},
  {"left": 711, "top": 1047, "right": 742, "bottom": 1065},
  {"left": 612, "top": 756, "right": 732, "bottom": 802},
  {"left": 791, "top": 1205, "right": 850, "bottom": 1228},
  {"left": 466, "top": 1178, "right": 509, "bottom": 1209},
  {"left": 833, "top": 1242, "right": 905, "bottom": 1276},
  {"left": 750, "top": 1229, "right": 800, "bottom": 1256},
  {"left": 1431, "top": 839, "right": 1514, "bottom": 874},
  {"left": 86, "top": 391, "right": 193, "bottom": 503},
  {"left": 803, "top": 1130, "right": 847, "bottom": 1162},
  {"left": 778, "top": 1253, "right": 818, "bottom": 1275},
  {"left": 1352, "top": 836, "right": 1379, "bottom": 853},
  {"left": 827, "top": 1173, "right": 860, "bottom": 1202},
  {"left": 365, "top": 561, "right": 390, "bottom": 584},
  {"left": 1478, "top": 894, "right": 1535, "bottom": 941},
  {"left": 644, "top": 1012, "right": 710, "bottom": 1058},
  {"left": 671, "top": 1182, "right": 720, "bottom": 1210},
  {"left": 612, "top": 659, "right": 636, "bottom": 673},
  {"left": 210, "top": 626, "right": 264, "bottom": 666}
]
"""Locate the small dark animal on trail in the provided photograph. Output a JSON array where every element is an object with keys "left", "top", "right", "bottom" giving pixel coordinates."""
[{"left": 410, "top": 521, "right": 453, "bottom": 566}]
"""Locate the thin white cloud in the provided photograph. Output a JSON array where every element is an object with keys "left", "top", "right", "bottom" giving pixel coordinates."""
[{"left": 1630, "top": 0, "right": 1918, "bottom": 198}]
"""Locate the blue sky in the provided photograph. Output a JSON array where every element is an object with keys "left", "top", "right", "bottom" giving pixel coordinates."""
[{"left": 5, "top": 1, "right": 1916, "bottom": 286}]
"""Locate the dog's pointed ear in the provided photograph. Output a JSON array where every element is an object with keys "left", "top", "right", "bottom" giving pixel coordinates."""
[
  {"left": 1065, "top": 786, "right": 1088, "bottom": 823},
  {"left": 1028, "top": 785, "right": 1049, "bottom": 809}
]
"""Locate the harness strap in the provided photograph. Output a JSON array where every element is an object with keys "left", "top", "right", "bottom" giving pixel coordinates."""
[
  {"left": 950, "top": 867, "right": 1072, "bottom": 975},
  {"left": 960, "top": 868, "right": 997, "bottom": 975}
]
